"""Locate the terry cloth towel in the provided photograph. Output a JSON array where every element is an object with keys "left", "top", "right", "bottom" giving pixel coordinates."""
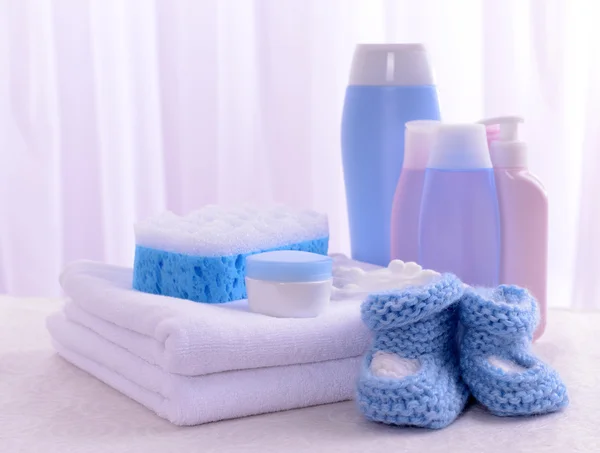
[
  {"left": 47, "top": 313, "right": 361, "bottom": 425},
  {"left": 59, "top": 261, "right": 372, "bottom": 376}
]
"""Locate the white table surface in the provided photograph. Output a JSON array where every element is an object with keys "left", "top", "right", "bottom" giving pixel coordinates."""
[{"left": 1, "top": 297, "right": 598, "bottom": 453}]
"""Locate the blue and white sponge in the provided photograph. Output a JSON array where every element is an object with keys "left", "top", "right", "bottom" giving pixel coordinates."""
[{"left": 133, "top": 205, "right": 329, "bottom": 303}]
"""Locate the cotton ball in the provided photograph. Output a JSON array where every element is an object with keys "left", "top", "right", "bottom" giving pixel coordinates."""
[
  {"left": 403, "top": 261, "right": 423, "bottom": 276},
  {"left": 345, "top": 267, "right": 366, "bottom": 283},
  {"left": 420, "top": 269, "right": 440, "bottom": 279},
  {"left": 388, "top": 260, "right": 406, "bottom": 273},
  {"left": 342, "top": 283, "right": 361, "bottom": 291}
]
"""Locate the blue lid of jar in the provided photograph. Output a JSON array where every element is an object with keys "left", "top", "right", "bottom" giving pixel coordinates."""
[{"left": 246, "top": 251, "right": 332, "bottom": 283}]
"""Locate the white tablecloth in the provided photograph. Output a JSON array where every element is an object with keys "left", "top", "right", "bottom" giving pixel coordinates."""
[{"left": 1, "top": 297, "right": 598, "bottom": 453}]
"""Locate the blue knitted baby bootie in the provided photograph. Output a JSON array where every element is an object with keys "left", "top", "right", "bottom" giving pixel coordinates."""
[
  {"left": 459, "top": 285, "right": 569, "bottom": 416},
  {"left": 357, "top": 274, "right": 469, "bottom": 429}
]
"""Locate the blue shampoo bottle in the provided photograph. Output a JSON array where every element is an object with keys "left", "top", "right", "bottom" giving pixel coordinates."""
[
  {"left": 418, "top": 124, "right": 501, "bottom": 286},
  {"left": 341, "top": 44, "right": 440, "bottom": 266}
]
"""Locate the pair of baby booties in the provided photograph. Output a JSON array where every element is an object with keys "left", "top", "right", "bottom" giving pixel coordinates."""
[{"left": 357, "top": 273, "right": 569, "bottom": 429}]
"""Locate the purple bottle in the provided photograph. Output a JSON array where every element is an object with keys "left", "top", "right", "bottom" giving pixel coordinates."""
[
  {"left": 391, "top": 120, "right": 439, "bottom": 263},
  {"left": 418, "top": 124, "right": 501, "bottom": 287}
]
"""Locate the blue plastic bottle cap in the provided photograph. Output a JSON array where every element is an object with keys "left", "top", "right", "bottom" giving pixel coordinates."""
[
  {"left": 246, "top": 251, "right": 332, "bottom": 283},
  {"left": 427, "top": 123, "right": 492, "bottom": 170}
]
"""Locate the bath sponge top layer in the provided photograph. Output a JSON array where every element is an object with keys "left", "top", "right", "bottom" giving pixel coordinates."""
[{"left": 134, "top": 204, "right": 329, "bottom": 256}]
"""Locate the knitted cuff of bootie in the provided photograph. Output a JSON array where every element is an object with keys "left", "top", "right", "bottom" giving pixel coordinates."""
[
  {"left": 361, "top": 273, "right": 465, "bottom": 332},
  {"left": 357, "top": 274, "right": 469, "bottom": 429},
  {"left": 460, "top": 285, "right": 539, "bottom": 341},
  {"left": 460, "top": 285, "right": 569, "bottom": 417}
]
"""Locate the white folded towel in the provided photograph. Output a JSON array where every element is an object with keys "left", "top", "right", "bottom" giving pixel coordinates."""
[
  {"left": 47, "top": 313, "right": 361, "bottom": 425},
  {"left": 59, "top": 261, "right": 371, "bottom": 376}
]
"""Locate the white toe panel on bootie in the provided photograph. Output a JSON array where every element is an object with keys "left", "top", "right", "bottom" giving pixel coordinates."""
[
  {"left": 488, "top": 355, "right": 528, "bottom": 373},
  {"left": 370, "top": 351, "right": 421, "bottom": 379}
]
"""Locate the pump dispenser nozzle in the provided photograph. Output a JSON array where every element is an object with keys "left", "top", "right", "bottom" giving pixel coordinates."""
[
  {"left": 478, "top": 116, "right": 527, "bottom": 168},
  {"left": 479, "top": 116, "right": 523, "bottom": 139}
]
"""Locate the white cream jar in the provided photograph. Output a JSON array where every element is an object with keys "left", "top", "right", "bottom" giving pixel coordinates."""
[{"left": 245, "top": 251, "right": 333, "bottom": 318}]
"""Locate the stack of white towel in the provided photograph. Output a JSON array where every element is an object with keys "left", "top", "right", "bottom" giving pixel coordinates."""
[{"left": 47, "top": 260, "right": 372, "bottom": 425}]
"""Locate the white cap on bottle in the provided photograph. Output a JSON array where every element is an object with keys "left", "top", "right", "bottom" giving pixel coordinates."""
[
  {"left": 403, "top": 120, "right": 440, "bottom": 169},
  {"left": 349, "top": 43, "right": 434, "bottom": 86},
  {"left": 478, "top": 116, "right": 527, "bottom": 168},
  {"left": 427, "top": 123, "right": 492, "bottom": 170}
]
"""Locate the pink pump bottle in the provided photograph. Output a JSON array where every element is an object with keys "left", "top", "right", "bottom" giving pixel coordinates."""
[
  {"left": 390, "top": 120, "right": 439, "bottom": 263},
  {"left": 480, "top": 116, "right": 548, "bottom": 340}
]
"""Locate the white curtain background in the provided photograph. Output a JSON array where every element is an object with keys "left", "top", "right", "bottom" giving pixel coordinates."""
[{"left": 1, "top": 0, "right": 599, "bottom": 308}]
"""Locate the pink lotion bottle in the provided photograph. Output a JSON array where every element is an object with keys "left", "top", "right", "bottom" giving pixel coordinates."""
[
  {"left": 480, "top": 116, "right": 548, "bottom": 340},
  {"left": 390, "top": 120, "right": 439, "bottom": 263}
]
